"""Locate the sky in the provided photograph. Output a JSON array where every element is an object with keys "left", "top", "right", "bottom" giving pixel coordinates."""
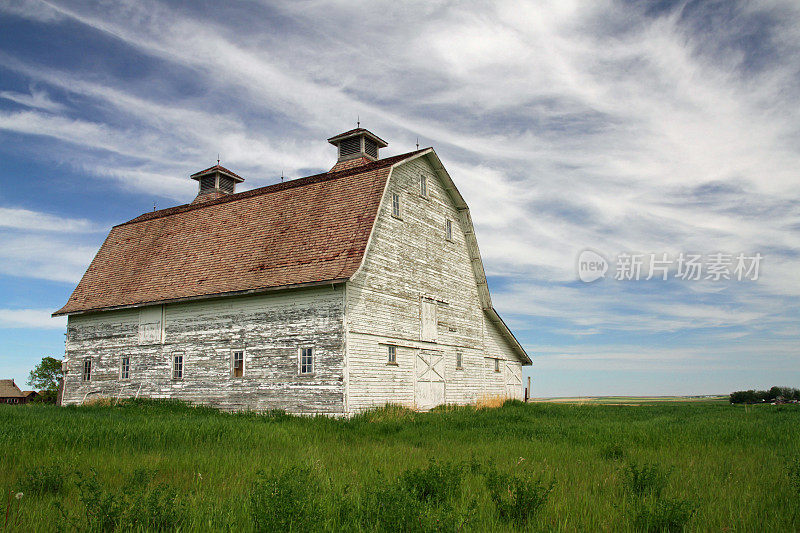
[{"left": 0, "top": 0, "right": 798, "bottom": 397}]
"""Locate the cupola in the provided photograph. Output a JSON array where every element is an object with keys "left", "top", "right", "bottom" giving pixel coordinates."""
[
  {"left": 190, "top": 164, "right": 244, "bottom": 203},
  {"left": 327, "top": 128, "right": 388, "bottom": 171}
]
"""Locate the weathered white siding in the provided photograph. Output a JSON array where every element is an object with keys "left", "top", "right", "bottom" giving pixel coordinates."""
[
  {"left": 62, "top": 286, "right": 346, "bottom": 414},
  {"left": 483, "top": 317, "right": 524, "bottom": 400},
  {"left": 345, "top": 157, "right": 523, "bottom": 412}
]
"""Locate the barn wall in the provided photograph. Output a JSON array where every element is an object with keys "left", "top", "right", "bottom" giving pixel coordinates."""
[
  {"left": 61, "top": 286, "right": 346, "bottom": 414},
  {"left": 345, "top": 156, "right": 521, "bottom": 412},
  {"left": 483, "top": 317, "right": 524, "bottom": 400}
]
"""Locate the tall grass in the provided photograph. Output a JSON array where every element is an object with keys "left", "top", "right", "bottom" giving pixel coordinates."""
[{"left": 0, "top": 399, "right": 798, "bottom": 531}]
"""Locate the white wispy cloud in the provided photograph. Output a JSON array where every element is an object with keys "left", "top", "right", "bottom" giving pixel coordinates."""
[
  {"left": 0, "top": 232, "right": 98, "bottom": 283},
  {"left": 0, "top": 207, "right": 96, "bottom": 232},
  {"left": 0, "top": 309, "right": 66, "bottom": 329},
  {"left": 0, "top": 88, "right": 65, "bottom": 112}
]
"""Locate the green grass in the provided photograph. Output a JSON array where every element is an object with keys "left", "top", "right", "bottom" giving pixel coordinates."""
[{"left": 1, "top": 400, "right": 798, "bottom": 531}]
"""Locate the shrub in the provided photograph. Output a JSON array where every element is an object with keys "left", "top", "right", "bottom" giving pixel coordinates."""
[
  {"left": 72, "top": 470, "right": 123, "bottom": 532},
  {"left": 249, "top": 465, "right": 323, "bottom": 532},
  {"left": 631, "top": 497, "right": 695, "bottom": 532},
  {"left": 789, "top": 457, "right": 800, "bottom": 495},
  {"left": 484, "top": 466, "right": 554, "bottom": 526},
  {"left": 358, "top": 482, "right": 428, "bottom": 533},
  {"left": 400, "top": 460, "right": 464, "bottom": 505},
  {"left": 622, "top": 462, "right": 670, "bottom": 498},
  {"left": 18, "top": 464, "right": 66, "bottom": 495},
  {"left": 600, "top": 443, "right": 626, "bottom": 461},
  {"left": 60, "top": 468, "right": 185, "bottom": 532}
]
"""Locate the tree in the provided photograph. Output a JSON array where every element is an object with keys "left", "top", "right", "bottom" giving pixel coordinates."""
[{"left": 28, "top": 357, "right": 63, "bottom": 404}]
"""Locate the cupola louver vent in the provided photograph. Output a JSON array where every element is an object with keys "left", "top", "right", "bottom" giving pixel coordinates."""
[
  {"left": 189, "top": 164, "right": 245, "bottom": 203},
  {"left": 364, "top": 138, "right": 378, "bottom": 158},
  {"left": 339, "top": 137, "right": 361, "bottom": 158},
  {"left": 327, "top": 127, "right": 388, "bottom": 167}
]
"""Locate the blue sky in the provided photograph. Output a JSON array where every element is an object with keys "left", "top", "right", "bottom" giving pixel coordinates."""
[{"left": 0, "top": 0, "right": 799, "bottom": 396}]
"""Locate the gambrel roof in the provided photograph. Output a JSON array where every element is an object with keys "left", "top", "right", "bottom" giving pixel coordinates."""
[
  {"left": 55, "top": 150, "right": 424, "bottom": 316},
  {"left": 54, "top": 148, "right": 530, "bottom": 365}
]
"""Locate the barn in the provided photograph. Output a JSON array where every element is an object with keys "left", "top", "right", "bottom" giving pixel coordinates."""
[
  {"left": 54, "top": 128, "right": 531, "bottom": 414},
  {"left": 0, "top": 380, "right": 37, "bottom": 405}
]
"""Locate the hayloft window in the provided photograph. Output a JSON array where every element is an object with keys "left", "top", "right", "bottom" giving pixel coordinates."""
[
  {"left": 445, "top": 219, "right": 453, "bottom": 241},
  {"left": 82, "top": 359, "right": 92, "bottom": 382},
  {"left": 173, "top": 353, "right": 184, "bottom": 380},
  {"left": 388, "top": 345, "right": 397, "bottom": 365},
  {"left": 456, "top": 352, "right": 463, "bottom": 370},
  {"left": 120, "top": 356, "right": 130, "bottom": 380},
  {"left": 494, "top": 358, "right": 501, "bottom": 373},
  {"left": 420, "top": 174, "right": 428, "bottom": 197},
  {"left": 300, "top": 347, "right": 314, "bottom": 375},
  {"left": 232, "top": 350, "right": 245, "bottom": 378},
  {"left": 392, "top": 193, "right": 401, "bottom": 218}
]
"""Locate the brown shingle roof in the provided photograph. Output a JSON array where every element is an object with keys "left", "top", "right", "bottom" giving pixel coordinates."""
[
  {"left": 54, "top": 150, "right": 426, "bottom": 316},
  {"left": 0, "top": 380, "right": 23, "bottom": 398}
]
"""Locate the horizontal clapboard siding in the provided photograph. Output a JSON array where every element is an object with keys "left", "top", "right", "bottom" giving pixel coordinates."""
[{"left": 62, "top": 286, "right": 346, "bottom": 414}]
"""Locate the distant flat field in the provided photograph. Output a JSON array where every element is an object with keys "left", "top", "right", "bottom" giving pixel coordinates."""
[{"left": 530, "top": 396, "right": 728, "bottom": 404}]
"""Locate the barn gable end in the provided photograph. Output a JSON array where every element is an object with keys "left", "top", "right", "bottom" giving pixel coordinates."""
[{"left": 344, "top": 153, "right": 528, "bottom": 412}]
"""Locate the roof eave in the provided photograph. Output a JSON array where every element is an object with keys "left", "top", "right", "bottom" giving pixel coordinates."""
[
  {"left": 53, "top": 278, "right": 350, "bottom": 317},
  {"left": 190, "top": 168, "right": 245, "bottom": 183}
]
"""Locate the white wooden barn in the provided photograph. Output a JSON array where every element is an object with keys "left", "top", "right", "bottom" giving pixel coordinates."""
[{"left": 54, "top": 128, "right": 531, "bottom": 414}]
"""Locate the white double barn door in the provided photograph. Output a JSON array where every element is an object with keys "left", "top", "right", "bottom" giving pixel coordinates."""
[{"left": 415, "top": 350, "right": 445, "bottom": 410}]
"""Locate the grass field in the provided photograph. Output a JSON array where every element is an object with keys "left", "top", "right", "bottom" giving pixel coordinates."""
[{"left": 1, "top": 400, "right": 798, "bottom": 532}]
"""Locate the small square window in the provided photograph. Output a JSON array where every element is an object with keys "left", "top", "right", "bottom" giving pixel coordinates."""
[
  {"left": 82, "top": 359, "right": 92, "bottom": 382},
  {"left": 300, "top": 347, "right": 314, "bottom": 374},
  {"left": 420, "top": 174, "right": 427, "bottom": 197},
  {"left": 388, "top": 345, "right": 397, "bottom": 364},
  {"left": 456, "top": 352, "right": 463, "bottom": 369},
  {"left": 445, "top": 219, "right": 452, "bottom": 241},
  {"left": 173, "top": 354, "right": 184, "bottom": 380},
  {"left": 494, "top": 358, "right": 501, "bottom": 373},
  {"left": 392, "top": 193, "right": 401, "bottom": 218},
  {"left": 120, "top": 356, "right": 130, "bottom": 380},
  {"left": 232, "top": 350, "right": 245, "bottom": 378}
]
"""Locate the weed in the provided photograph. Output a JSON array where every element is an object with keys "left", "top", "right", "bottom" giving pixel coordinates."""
[
  {"left": 484, "top": 466, "right": 554, "bottom": 526},
  {"left": 17, "top": 463, "right": 66, "bottom": 495},
  {"left": 58, "top": 468, "right": 185, "bottom": 532},
  {"left": 249, "top": 465, "right": 323, "bottom": 532},
  {"left": 788, "top": 457, "right": 800, "bottom": 495},
  {"left": 3, "top": 491, "right": 24, "bottom": 530},
  {"left": 601, "top": 443, "right": 626, "bottom": 461},
  {"left": 400, "top": 460, "right": 464, "bottom": 505},
  {"left": 125, "top": 483, "right": 184, "bottom": 531},
  {"left": 631, "top": 497, "right": 695, "bottom": 532},
  {"left": 359, "top": 481, "right": 427, "bottom": 532},
  {"left": 475, "top": 395, "right": 509, "bottom": 409},
  {"left": 622, "top": 462, "right": 670, "bottom": 498}
]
